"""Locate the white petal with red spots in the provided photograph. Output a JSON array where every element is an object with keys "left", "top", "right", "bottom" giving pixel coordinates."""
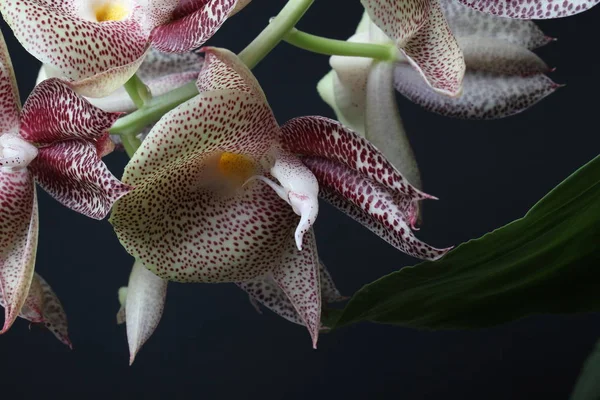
[{"left": 457, "top": 0, "right": 598, "bottom": 19}]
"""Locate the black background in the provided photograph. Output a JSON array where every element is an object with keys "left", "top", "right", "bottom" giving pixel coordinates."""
[{"left": 1, "top": 1, "right": 599, "bottom": 399}]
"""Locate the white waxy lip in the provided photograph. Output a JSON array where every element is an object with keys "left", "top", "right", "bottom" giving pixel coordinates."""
[{"left": 0, "top": 133, "right": 38, "bottom": 171}]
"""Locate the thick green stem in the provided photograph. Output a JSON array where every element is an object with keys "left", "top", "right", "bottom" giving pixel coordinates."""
[
  {"left": 110, "top": 81, "right": 198, "bottom": 138},
  {"left": 121, "top": 133, "right": 142, "bottom": 158},
  {"left": 284, "top": 28, "right": 399, "bottom": 61},
  {"left": 238, "top": 0, "right": 314, "bottom": 69},
  {"left": 123, "top": 74, "right": 151, "bottom": 109}
]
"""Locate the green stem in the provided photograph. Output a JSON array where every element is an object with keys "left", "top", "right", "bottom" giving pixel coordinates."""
[
  {"left": 123, "top": 74, "right": 151, "bottom": 109},
  {"left": 110, "top": 81, "right": 198, "bottom": 137},
  {"left": 121, "top": 133, "right": 142, "bottom": 158},
  {"left": 238, "top": 0, "right": 314, "bottom": 69},
  {"left": 284, "top": 28, "right": 399, "bottom": 61}
]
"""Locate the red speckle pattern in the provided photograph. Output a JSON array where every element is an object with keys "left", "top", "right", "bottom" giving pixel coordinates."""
[
  {"left": 304, "top": 157, "right": 448, "bottom": 261},
  {"left": 458, "top": 0, "right": 598, "bottom": 19},
  {"left": 362, "top": 0, "right": 465, "bottom": 96},
  {"left": 0, "top": 32, "right": 20, "bottom": 133},
  {"left": 280, "top": 116, "right": 431, "bottom": 200},
  {"left": 0, "top": 169, "right": 37, "bottom": 333}
]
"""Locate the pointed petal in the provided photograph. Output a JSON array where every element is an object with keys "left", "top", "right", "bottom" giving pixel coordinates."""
[
  {"left": 366, "top": 61, "right": 421, "bottom": 189},
  {"left": 360, "top": 0, "right": 429, "bottom": 44},
  {"left": 394, "top": 37, "right": 559, "bottom": 119},
  {"left": 440, "top": 0, "right": 551, "bottom": 49},
  {"left": 280, "top": 116, "right": 431, "bottom": 200},
  {"left": 272, "top": 229, "right": 321, "bottom": 348},
  {"left": 110, "top": 50, "right": 297, "bottom": 283},
  {"left": 125, "top": 261, "right": 167, "bottom": 365},
  {"left": 401, "top": 0, "right": 465, "bottom": 96},
  {"left": 151, "top": 0, "right": 239, "bottom": 53},
  {"left": 29, "top": 140, "right": 132, "bottom": 220},
  {"left": 20, "top": 78, "right": 121, "bottom": 144},
  {"left": 0, "top": 170, "right": 38, "bottom": 333},
  {"left": 304, "top": 157, "right": 449, "bottom": 261},
  {"left": 27, "top": 274, "right": 71, "bottom": 348},
  {"left": 270, "top": 152, "right": 319, "bottom": 251},
  {"left": 457, "top": 0, "right": 599, "bottom": 19},
  {"left": 0, "top": 0, "right": 150, "bottom": 97},
  {"left": 319, "top": 260, "right": 345, "bottom": 303},
  {"left": 0, "top": 30, "right": 21, "bottom": 133}
]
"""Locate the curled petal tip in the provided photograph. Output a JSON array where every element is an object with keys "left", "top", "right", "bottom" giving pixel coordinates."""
[{"left": 289, "top": 191, "right": 318, "bottom": 251}]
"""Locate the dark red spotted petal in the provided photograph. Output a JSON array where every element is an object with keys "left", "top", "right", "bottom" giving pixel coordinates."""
[
  {"left": 394, "top": 37, "right": 560, "bottom": 119},
  {"left": 29, "top": 140, "right": 132, "bottom": 220},
  {"left": 0, "top": 169, "right": 38, "bottom": 333},
  {"left": 0, "top": 0, "right": 150, "bottom": 97},
  {"left": 124, "top": 261, "right": 167, "bottom": 365},
  {"left": 20, "top": 78, "right": 121, "bottom": 145},
  {"left": 151, "top": 0, "right": 239, "bottom": 53},
  {"left": 280, "top": 116, "right": 432, "bottom": 200},
  {"left": 238, "top": 254, "right": 344, "bottom": 327},
  {"left": 360, "top": 0, "right": 430, "bottom": 43},
  {"left": 304, "top": 157, "right": 449, "bottom": 261},
  {"left": 0, "top": 31, "right": 21, "bottom": 134},
  {"left": 271, "top": 229, "right": 321, "bottom": 349},
  {"left": 440, "top": 0, "right": 551, "bottom": 49},
  {"left": 457, "top": 0, "right": 599, "bottom": 19}
]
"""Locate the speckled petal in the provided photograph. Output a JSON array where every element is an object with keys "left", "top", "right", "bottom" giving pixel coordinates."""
[
  {"left": 280, "top": 116, "right": 431, "bottom": 201},
  {"left": 125, "top": 261, "right": 167, "bottom": 365},
  {"left": 440, "top": 0, "right": 551, "bottom": 49},
  {"left": 29, "top": 140, "right": 132, "bottom": 220},
  {"left": 394, "top": 37, "right": 559, "bottom": 119},
  {"left": 272, "top": 229, "right": 321, "bottom": 348},
  {"left": 360, "top": 0, "right": 430, "bottom": 44},
  {"left": 0, "top": 30, "right": 20, "bottom": 134},
  {"left": 0, "top": 0, "right": 150, "bottom": 97},
  {"left": 457, "top": 0, "right": 599, "bottom": 19},
  {"left": 110, "top": 87, "right": 297, "bottom": 283},
  {"left": 151, "top": 0, "right": 239, "bottom": 53},
  {"left": 366, "top": 61, "right": 421, "bottom": 189},
  {"left": 304, "top": 157, "right": 449, "bottom": 261},
  {"left": 20, "top": 78, "right": 121, "bottom": 144},
  {"left": 0, "top": 170, "right": 38, "bottom": 333}
]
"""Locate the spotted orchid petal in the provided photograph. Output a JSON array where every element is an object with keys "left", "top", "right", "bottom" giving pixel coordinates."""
[
  {"left": 0, "top": 170, "right": 38, "bottom": 333},
  {"left": 151, "top": 0, "right": 241, "bottom": 53},
  {"left": 440, "top": 0, "right": 552, "bottom": 49},
  {"left": 362, "top": 0, "right": 465, "bottom": 96},
  {"left": 280, "top": 116, "right": 432, "bottom": 201},
  {"left": 110, "top": 48, "right": 305, "bottom": 283},
  {"left": 29, "top": 140, "right": 131, "bottom": 220},
  {"left": 394, "top": 37, "right": 560, "bottom": 119},
  {"left": 0, "top": 0, "right": 152, "bottom": 97},
  {"left": 0, "top": 31, "right": 20, "bottom": 134},
  {"left": 304, "top": 157, "right": 448, "bottom": 261},
  {"left": 457, "top": 0, "right": 599, "bottom": 19},
  {"left": 36, "top": 50, "right": 204, "bottom": 114},
  {"left": 122, "top": 261, "right": 167, "bottom": 365},
  {"left": 20, "top": 79, "right": 122, "bottom": 144},
  {"left": 239, "top": 251, "right": 344, "bottom": 327}
]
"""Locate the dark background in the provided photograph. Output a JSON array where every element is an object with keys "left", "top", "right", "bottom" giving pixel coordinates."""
[{"left": 1, "top": 1, "right": 599, "bottom": 399}]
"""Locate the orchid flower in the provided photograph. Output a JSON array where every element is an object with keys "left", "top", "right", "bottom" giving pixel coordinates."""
[
  {"left": 0, "top": 32, "right": 131, "bottom": 334},
  {"left": 318, "top": 3, "right": 560, "bottom": 182},
  {"left": 0, "top": 0, "right": 250, "bottom": 98},
  {"left": 110, "top": 47, "right": 449, "bottom": 347},
  {"left": 0, "top": 273, "right": 71, "bottom": 347},
  {"left": 115, "top": 258, "right": 345, "bottom": 362}
]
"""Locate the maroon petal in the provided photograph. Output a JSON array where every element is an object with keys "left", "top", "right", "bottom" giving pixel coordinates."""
[
  {"left": 20, "top": 78, "right": 121, "bottom": 145},
  {"left": 29, "top": 140, "right": 132, "bottom": 220},
  {"left": 151, "top": 0, "right": 239, "bottom": 53},
  {"left": 0, "top": 169, "right": 38, "bottom": 333},
  {"left": 280, "top": 116, "right": 432, "bottom": 200},
  {"left": 304, "top": 157, "right": 449, "bottom": 261},
  {"left": 0, "top": 31, "right": 21, "bottom": 133}
]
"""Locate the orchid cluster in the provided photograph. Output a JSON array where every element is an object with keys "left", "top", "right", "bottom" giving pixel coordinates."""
[{"left": 0, "top": 0, "right": 596, "bottom": 362}]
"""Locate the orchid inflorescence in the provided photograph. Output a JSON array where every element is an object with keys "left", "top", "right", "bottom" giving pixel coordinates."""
[{"left": 0, "top": 0, "right": 596, "bottom": 362}]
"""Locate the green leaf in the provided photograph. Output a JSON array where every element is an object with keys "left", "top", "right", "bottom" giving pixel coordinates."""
[
  {"left": 571, "top": 340, "right": 600, "bottom": 400},
  {"left": 324, "top": 155, "right": 600, "bottom": 330}
]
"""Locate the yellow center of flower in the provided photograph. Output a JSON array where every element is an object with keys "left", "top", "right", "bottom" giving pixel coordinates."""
[
  {"left": 217, "top": 152, "right": 257, "bottom": 185},
  {"left": 94, "top": 2, "right": 129, "bottom": 22}
]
